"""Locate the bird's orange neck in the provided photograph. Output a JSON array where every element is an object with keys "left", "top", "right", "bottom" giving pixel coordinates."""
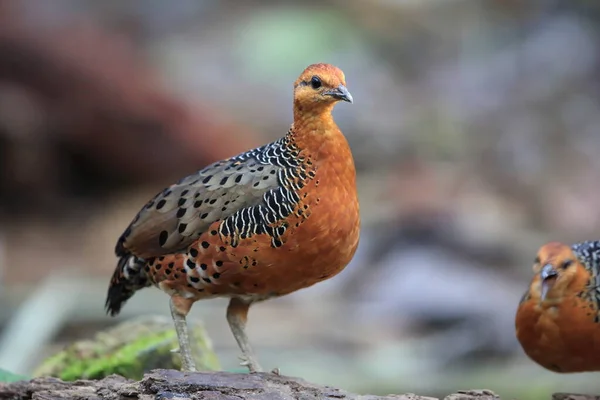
[
  {"left": 289, "top": 104, "right": 356, "bottom": 191},
  {"left": 293, "top": 100, "right": 336, "bottom": 124},
  {"left": 291, "top": 104, "right": 347, "bottom": 154}
]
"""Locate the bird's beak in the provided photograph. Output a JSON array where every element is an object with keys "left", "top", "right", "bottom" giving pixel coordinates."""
[
  {"left": 540, "top": 263, "right": 558, "bottom": 301},
  {"left": 324, "top": 84, "right": 353, "bottom": 103}
]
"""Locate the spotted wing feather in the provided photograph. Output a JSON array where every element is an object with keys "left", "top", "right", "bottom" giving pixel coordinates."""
[
  {"left": 107, "top": 134, "right": 305, "bottom": 315},
  {"left": 572, "top": 240, "right": 600, "bottom": 306},
  {"left": 118, "top": 155, "right": 284, "bottom": 259}
]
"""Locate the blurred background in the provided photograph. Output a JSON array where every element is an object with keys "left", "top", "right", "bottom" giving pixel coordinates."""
[{"left": 1, "top": 0, "right": 600, "bottom": 398}]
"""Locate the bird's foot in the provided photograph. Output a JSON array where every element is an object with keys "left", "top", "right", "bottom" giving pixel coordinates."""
[
  {"left": 171, "top": 348, "right": 196, "bottom": 371},
  {"left": 180, "top": 359, "right": 197, "bottom": 372},
  {"left": 270, "top": 367, "right": 281, "bottom": 376},
  {"left": 238, "top": 354, "right": 263, "bottom": 373},
  {"left": 180, "top": 346, "right": 197, "bottom": 372},
  {"left": 177, "top": 347, "right": 197, "bottom": 372}
]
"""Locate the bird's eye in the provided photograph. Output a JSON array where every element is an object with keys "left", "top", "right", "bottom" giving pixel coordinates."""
[
  {"left": 562, "top": 260, "right": 573, "bottom": 269},
  {"left": 534, "top": 256, "right": 540, "bottom": 264},
  {"left": 310, "top": 76, "right": 322, "bottom": 89}
]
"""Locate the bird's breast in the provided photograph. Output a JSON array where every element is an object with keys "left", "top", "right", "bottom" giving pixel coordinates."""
[
  {"left": 241, "top": 153, "right": 360, "bottom": 295},
  {"left": 516, "top": 295, "right": 600, "bottom": 372},
  {"left": 283, "top": 161, "right": 359, "bottom": 258}
]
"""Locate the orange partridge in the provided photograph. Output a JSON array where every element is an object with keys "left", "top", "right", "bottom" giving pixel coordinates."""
[
  {"left": 105, "top": 63, "right": 360, "bottom": 373},
  {"left": 516, "top": 241, "right": 600, "bottom": 372}
]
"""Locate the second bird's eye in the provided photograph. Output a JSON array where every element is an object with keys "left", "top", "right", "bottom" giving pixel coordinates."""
[
  {"left": 310, "top": 76, "right": 322, "bottom": 89},
  {"left": 562, "top": 260, "right": 573, "bottom": 269}
]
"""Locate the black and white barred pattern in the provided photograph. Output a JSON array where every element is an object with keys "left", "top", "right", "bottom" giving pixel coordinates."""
[
  {"left": 233, "top": 134, "right": 302, "bottom": 169},
  {"left": 573, "top": 241, "right": 600, "bottom": 307},
  {"left": 219, "top": 132, "right": 314, "bottom": 248}
]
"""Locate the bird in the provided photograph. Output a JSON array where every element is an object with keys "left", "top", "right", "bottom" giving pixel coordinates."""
[
  {"left": 515, "top": 240, "right": 600, "bottom": 373},
  {"left": 104, "top": 63, "right": 360, "bottom": 373}
]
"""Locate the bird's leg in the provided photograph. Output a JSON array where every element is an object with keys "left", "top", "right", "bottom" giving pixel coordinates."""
[
  {"left": 170, "top": 296, "right": 197, "bottom": 372},
  {"left": 226, "top": 297, "right": 263, "bottom": 373}
]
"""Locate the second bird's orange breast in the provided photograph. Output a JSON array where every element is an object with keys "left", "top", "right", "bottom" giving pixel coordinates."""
[{"left": 516, "top": 296, "right": 600, "bottom": 372}]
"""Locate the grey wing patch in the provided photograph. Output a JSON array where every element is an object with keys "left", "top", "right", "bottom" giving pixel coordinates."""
[
  {"left": 572, "top": 240, "right": 600, "bottom": 288},
  {"left": 572, "top": 241, "right": 600, "bottom": 312},
  {"left": 117, "top": 156, "right": 284, "bottom": 259},
  {"left": 572, "top": 241, "right": 600, "bottom": 273}
]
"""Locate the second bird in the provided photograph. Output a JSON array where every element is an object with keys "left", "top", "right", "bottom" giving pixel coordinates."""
[
  {"left": 104, "top": 63, "right": 360, "bottom": 373},
  {"left": 516, "top": 240, "right": 600, "bottom": 373}
]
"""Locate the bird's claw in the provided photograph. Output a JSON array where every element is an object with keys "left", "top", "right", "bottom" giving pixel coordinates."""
[
  {"left": 270, "top": 367, "right": 280, "bottom": 375},
  {"left": 238, "top": 354, "right": 263, "bottom": 373}
]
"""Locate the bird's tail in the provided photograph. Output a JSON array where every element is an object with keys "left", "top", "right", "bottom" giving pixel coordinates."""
[{"left": 105, "top": 254, "right": 151, "bottom": 316}]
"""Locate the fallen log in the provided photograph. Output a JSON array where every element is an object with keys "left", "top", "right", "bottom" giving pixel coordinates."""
[{"left": 0, "top": 369, "right": 504, "bottom": 400}]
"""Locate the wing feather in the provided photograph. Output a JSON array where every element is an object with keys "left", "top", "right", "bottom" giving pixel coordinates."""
[{"left": 116, "top": 154, "right": 283, "bottom": 259}]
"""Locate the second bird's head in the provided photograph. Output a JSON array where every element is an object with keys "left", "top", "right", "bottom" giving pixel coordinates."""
[
  {"left": 293, "top": 63, "right": 353, "bottom": 109},
  {"left": 530, "top": 241, "right": 589, "bottom": 302}
]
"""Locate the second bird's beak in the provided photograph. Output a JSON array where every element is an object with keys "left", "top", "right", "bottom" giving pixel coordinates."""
[
  {"left": 540, "top": 263, "right": 558, "bottom": 301},
  {"left": 325, "top": 85, "right": 353, "bottom": 103}
]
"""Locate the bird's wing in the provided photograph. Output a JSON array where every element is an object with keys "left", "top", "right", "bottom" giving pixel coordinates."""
[
  {"left": 116, "top": 141, "right": 290, "bottom": 259},
  {"left": 573, "top": 241, "right": 600, "bottom": 295}
]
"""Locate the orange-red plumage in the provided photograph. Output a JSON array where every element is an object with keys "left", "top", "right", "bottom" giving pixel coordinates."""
[
  {"left": 515, "top": 241, "right": 600, "bottom": 372},
  {"left": 105, "top": 63, "right": 360, "bottom": 373}
]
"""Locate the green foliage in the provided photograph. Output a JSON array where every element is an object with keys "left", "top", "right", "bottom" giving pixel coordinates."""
[{"left": 33, "top": 316, "right": 220, "bottom": 381}]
